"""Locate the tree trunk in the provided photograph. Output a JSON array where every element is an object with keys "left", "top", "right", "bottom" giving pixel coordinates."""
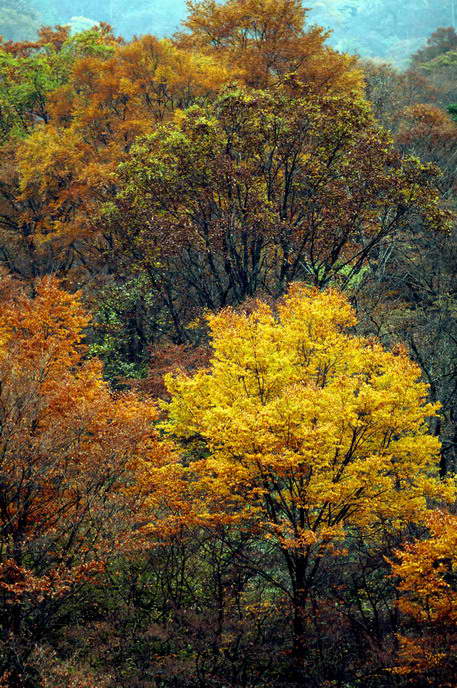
[{"left": 290, "top": 554, "right": 308, "bottom": 683}]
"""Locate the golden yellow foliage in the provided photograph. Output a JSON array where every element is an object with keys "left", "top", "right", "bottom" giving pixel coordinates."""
[
  {"left": 165, "top": 284, "right": 452, "bottom": 548},
  {"left": 164, "top": 283, "right": 453, "bottom": 661}
]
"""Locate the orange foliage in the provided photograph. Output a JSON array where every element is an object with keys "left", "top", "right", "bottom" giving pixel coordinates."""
[
  {"left": 12, "top": 34, "right": 232, "bottom": 265},
  {"left": 131, "top": 342, "right": 211, "bottom": 399},
  {"left": 411, "top": 27, "right": 457, "bottom": 67},
  {"left": 0, "top": 278, "right": 179, "bottom": 607},
  {"left": 397, "top": 103, "right": 457, "bottom": 153},
  {"left": 178, "top": 0, "right": 363, "bottom": 93},
  {"left": 0, "top": 24, "right": 73, "bottom": 57},
  {"left": 392, "top": 510, "right": 457, "bottom": 685}
]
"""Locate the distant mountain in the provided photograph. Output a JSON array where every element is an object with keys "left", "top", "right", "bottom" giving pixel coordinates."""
[{"left": 307, "top": 0, "right": 457, "bottom": 67}]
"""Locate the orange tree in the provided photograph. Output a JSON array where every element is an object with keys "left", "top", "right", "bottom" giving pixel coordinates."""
[
  {"left": 0, "top": 25, "right": 231, "bottom": 281},
  {"left": 0, "top": 25, "right": 118, "bottom": 280},
  {"left": 177, "top": 0, "right": 362, "bottom": 93},
  {"left": 391, "top": 510, "right": 457, "bottom": 686},
  {"left": 163, "top": 284, "right": 454, "bottom": 676},
  {"left": 396, "top": 103, "right": 457, "bottom": 199},
  {"left": 0, "top": 276, "right": 179, "bottom": 686}
]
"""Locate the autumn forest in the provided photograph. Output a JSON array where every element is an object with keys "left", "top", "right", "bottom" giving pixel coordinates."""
[{"left": 2, "top": 1, "right": 457, "bottom": 686}]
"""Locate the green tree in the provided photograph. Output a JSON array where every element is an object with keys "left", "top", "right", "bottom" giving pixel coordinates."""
[{"left": 113, "top": 85, "right": 449, "bottom": 341}]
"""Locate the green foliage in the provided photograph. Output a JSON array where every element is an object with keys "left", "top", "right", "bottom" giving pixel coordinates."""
[
  {"left": 0, "top": 48, "right": 67, "bottom": 140},
  {"left": 0, "top": 26, "right": 117, "bottom": 141},
  {"left": 448, "top": 103, "right": 457, "bottom": 121},
  {"left": 88, "top": 276, "right": 164, "bottom": 384},
  {"left": 65, "top": 25, "right": 116, "bottom": 56},
  {"left": 422, "top": 49, "right": 457, "bottom": 70}
]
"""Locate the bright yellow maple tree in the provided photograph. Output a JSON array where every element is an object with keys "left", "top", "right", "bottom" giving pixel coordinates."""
[{"left": 164, "top": 283, "right": 454, "bottom": 665}]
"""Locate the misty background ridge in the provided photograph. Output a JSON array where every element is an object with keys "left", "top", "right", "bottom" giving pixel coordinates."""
[{"left": 1, "top": 0, "right": 457, "bottom": 65}]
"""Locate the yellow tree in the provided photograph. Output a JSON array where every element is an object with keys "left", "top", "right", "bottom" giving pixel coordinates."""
[{"left": 164, "top": 283, "right": 454, "bottom": 673}]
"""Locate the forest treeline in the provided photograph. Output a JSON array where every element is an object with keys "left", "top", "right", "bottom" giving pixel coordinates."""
[
  {"left": 2, "top": 1, "right": 457, "bottom": 686},
  {"left": 2, "top": 0, "right": 457, "bottom": 64}
]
